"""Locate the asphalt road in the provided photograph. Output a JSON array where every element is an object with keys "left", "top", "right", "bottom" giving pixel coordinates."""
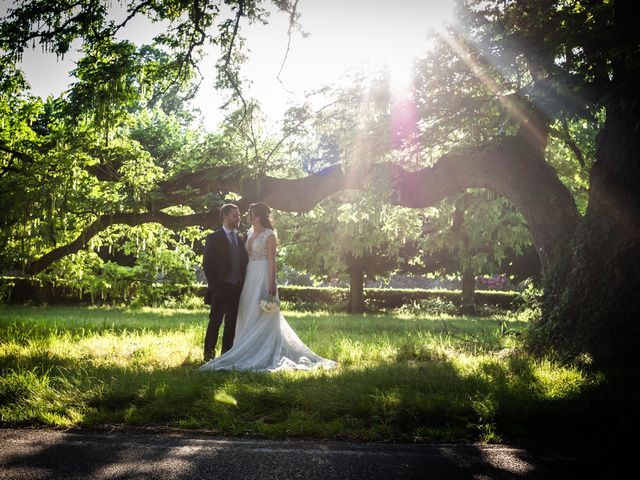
[{"left": 0, "top": 428, "right": 616, "bottom": 479}]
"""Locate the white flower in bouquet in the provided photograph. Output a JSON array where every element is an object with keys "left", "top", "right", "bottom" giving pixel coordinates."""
[{"left": 260, "top": 295, "right": 280, "bottom": 313}]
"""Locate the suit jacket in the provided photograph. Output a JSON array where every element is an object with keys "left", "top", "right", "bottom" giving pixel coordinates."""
[{"left": 203, "top": 228, "right": 249, "bottom": 305}]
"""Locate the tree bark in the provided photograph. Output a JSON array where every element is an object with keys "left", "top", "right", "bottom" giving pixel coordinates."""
[
  {"left": 461, "top": 268, "right": 476, "bottom": 315},
  {"left": 536, "top": 93, "right": 640, "bottom": 372},
  {"left": 347, "top": 258, "right": 365, "bottom": 313},
  {"left": 532, "top": 0, "right": 640, "bottom": 374}
]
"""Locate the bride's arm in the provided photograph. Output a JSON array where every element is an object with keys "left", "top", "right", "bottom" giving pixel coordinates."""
[{"left": 267, "top": 233, "right": 277, "bottom": 296}]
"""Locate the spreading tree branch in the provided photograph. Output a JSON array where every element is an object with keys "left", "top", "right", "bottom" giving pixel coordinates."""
[
  {"left": 0, "top": 143, "right": 31, "bottom": 162},
  {"left": 27, "top": 126, "right": 579, "bottom": 274},
  {"left": 160, "top": 126, "right": 578, "bottom": 266},
  {"left": 26, "top": 210, "right": 220, "bottom": 275}
]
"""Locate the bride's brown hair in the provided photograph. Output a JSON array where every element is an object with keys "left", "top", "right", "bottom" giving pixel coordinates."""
[{"left": 249, "top": 202, "right": 274, "bottom": 230}]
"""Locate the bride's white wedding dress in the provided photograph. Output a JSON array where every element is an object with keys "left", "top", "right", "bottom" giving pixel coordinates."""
[{"left": 199, "top": 228, "right": 337, "bottom": 372}]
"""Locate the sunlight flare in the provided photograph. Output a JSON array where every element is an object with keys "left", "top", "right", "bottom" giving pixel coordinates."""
[{"left": 440, "top": 29, "right": 548, "bottom": 146}]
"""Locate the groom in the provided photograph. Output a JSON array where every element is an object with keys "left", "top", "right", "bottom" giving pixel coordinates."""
[{"left": 202, "top": 203, "right": 249, "bottom": 360}]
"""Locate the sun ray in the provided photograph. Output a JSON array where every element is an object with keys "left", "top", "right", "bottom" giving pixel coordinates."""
[{"left": 440, "top": 29, "right": 548, "bottom": 147}]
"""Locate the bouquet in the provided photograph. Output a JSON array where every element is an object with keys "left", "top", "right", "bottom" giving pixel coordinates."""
[{"left": 260, "top": 294, "right": 280, "bottom": 313}]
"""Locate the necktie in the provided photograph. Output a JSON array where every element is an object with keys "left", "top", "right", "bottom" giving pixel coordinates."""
[{"left": 230, "top": 232, "right": 237, "bottom": 248}]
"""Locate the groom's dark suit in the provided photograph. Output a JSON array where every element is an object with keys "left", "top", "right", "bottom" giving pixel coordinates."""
[{"left": 202, "top": 227, "right": 248, "bottom": 360}]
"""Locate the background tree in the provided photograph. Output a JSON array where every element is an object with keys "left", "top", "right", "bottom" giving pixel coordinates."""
[
  {"left": 420, "top": 191, "right": 533, "bottom": 312},
  {"left": 277, "top": 193, "right": 423, "bottom": 312}
]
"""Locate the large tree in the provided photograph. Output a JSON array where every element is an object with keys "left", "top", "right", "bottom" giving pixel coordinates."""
[
  {"left": 1, "top": 1, "right": 639, "bottom": 373},
  {"left": 451, "top": 0, "right": 640, "bottom": 373}
]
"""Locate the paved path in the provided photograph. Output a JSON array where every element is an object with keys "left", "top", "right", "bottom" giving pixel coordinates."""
[{"left": 0, "top": 428, "right": 613, "bottom": 479}]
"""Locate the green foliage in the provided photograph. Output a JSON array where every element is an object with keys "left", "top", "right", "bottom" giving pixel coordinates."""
[
  {"left": 273, "top": 65, "right": 538, "bottom": 292},
  {"left": 277, "top": 194, "right": 424, "bottom": 283},
  {"left": 512, "top": 279, "right": 544, "bottom": 323},
  {"left": 420, "top": 191, "right": 533, "bottom": 278},
  {"left": 273, "top": 72, "right": 424, "bottom": 288},
  {"left": 68, "top": 40, "right": 144, "bottom": 138},
  {"left": 0, "top": 0, "right": 292, "bottom": 100},
  {"left": 0, "top": 276, "right": 14, "bottom": 306},
  {"left": 45, "top": 221, "right": 203, "bottom": 305},
  {"left": 0, "top": 81, "right": 213, "bottom": 272},
  {"left": 277, "top": 286, "right": 348, "bottom": 311},
  {"left": 0, "top": 0, "right": 299, "bottom": 279},
  {"left": 389, "top": 297, "right": 459, "bottom": 317},
  {"left": 545, "top": 114, "right": 602, "bottom": 215}
]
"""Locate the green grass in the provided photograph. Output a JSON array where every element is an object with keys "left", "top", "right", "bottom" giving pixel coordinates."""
[{"left": 0, "top": 305, "right": 611, "bottom": 442}]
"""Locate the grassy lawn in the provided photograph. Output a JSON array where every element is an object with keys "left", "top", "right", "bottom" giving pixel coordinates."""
[{"left": 0, "top": 305, "right": 611, "bottom": 442}]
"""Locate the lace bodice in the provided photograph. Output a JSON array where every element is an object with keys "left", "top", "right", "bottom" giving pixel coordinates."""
[{"left": 246, "top": 228, "right": 275, "bottom": 261}]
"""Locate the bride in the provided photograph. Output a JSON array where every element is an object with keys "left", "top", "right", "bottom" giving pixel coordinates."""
[{"left": 199, "top": 202, "right": 337, "bottom": 372}]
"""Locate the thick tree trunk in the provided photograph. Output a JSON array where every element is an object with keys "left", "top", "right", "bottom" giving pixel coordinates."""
[
  {"left": 537, "top": 101, "right": 640, "bottom": 372},
  {"left": 348, "top": 260, "right": 365, "bottom": 313},
  {"left": 534, "top": 2, "right": 640, "bottom": 373},
  {"left": 461, "top": 269, "right": 476, "bottom": 315}
]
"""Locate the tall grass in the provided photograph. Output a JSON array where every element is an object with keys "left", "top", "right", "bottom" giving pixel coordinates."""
[{"left": 0, "top": 306, "right": 610, "bottom": 442}]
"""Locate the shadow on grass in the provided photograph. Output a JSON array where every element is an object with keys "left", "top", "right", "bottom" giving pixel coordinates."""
[
  {"left": 0, "top": 360, "right": 616, "bottom": 479},
  {"left": 1, "top": 305, "right": 618, "bottom": 443},
  {"left": 0, "top": 344, "right": 616, "bottom": 445}
]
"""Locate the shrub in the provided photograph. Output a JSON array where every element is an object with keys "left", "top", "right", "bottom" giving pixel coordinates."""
[
  {"left": 393, "top": 297, "right": 459, "bottom": 316},
  {"left": 511, "top": 279, "right": 544, "bottom": 322},
  {"left": 1, "top": 277, "right": 519, "bottom": 313},
  {"left": 277, "top": 286, "right": 517, "bottom": 313}
]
